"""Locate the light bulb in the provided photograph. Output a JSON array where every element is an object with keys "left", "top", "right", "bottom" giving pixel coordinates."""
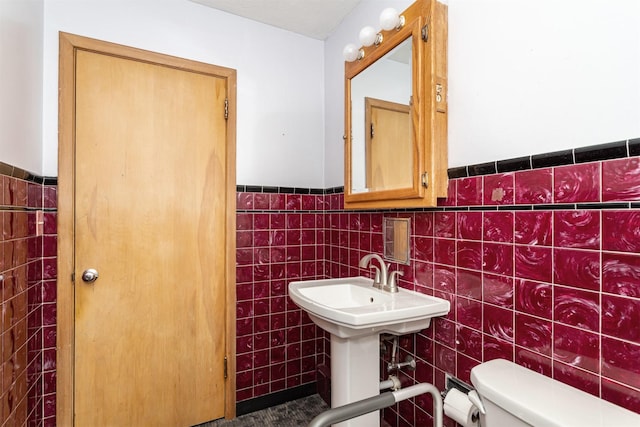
[
  {"left": 343, "top": 44, "right": 360, "bottom": 62},
  {"left": 359, "top": 26, "right": 377, "bottom": 47},
  {"left": 380, "top": 7, "right": 400, "bottom": 31}
]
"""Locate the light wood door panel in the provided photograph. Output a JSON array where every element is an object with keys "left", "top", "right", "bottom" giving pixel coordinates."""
[
  {"left": 58, "top": 34, "right": 236, "bottom": 426},
  {"left": 365, "top": 97, "right": 412, "bottom": 191}
]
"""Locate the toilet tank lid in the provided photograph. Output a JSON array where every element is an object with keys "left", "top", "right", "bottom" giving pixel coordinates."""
[{"left": 470, "top": 359, "right": 640, "bottom": 427}]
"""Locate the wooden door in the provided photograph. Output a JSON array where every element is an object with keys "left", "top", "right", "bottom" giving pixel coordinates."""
[
  {"left": 364, "top": 97, "right": 412, "bottom": 191},
  {"left": 57, "top": 33, "right": 236, "bottom": 426}
]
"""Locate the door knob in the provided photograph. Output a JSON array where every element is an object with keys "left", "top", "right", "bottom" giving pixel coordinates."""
[{"left": 81, "top": 268, "right": 99, "bottom": 283}]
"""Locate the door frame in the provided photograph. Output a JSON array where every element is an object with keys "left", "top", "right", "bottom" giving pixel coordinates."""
[{"left": 57, "top": 32, "right": 237, "bottom": 425}]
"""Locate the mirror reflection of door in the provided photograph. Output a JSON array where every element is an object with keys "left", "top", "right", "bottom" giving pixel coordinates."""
[
  {"left": 349, "top": 36, "right": 412, "bottom": 193},
  {"left": 365, "top": 97, "right": 412, "bottom": 191}
]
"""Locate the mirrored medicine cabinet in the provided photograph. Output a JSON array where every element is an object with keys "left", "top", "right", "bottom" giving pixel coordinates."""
[{"left": 344, "top": 0, "right": 449, "bottom": 209}]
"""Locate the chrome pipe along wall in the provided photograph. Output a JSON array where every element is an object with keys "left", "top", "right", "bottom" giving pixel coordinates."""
[{"left": 308, "top": 383, "right": 443, "bottom": 427}]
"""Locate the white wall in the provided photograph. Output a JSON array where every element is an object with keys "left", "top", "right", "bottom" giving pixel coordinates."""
[
  {"left": 447, "top": 0, "right": 640, "bottom": 167},
  {"left": 325, "top": 0, "right": 640, "bottom": 186},
  {"left": 8, "top": 0, "right": 640, "bottom": 183},
  {"left": 42, "top": 0, "right": 325, "bottom": 187},
  {"left": 0, "top": 0, "right": 44, "bottom": 175}
]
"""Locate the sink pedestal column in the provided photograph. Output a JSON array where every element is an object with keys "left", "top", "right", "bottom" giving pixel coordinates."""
[{"left": 330, "top": 333, "right": 381, "bottom": 427}]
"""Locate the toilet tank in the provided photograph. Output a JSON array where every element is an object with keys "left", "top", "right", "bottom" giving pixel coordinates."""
[{"left": 470, "top": 359, "right": 640, "bottom": 427}]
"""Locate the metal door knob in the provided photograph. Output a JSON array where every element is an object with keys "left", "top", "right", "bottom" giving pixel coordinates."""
[{"left": 82, "top": 268, "right": 99, "bottom": 283}]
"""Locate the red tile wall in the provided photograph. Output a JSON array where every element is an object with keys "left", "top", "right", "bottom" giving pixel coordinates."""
[
  {"left": 235, "top": 155, "right": 640, "bottom": 426},
  {"left": 321, "top": 156, "right": 640, "bottom": 426},
  {"left": 8, "top": 152, "right": 636, "bottom": 425},
  {"left": 3, "top": 149, "right": 632, "bottom": 426},
  {"left": 1, "top": 175, "right": 56, "bottom": 427},
  {"left": 41, "top": 187, "right": 57, "bottom": 427},
  {"left": 235, "top": 192, "right": 329, "bottom": 402}
]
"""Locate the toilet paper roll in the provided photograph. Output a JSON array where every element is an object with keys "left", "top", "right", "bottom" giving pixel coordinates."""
[{"left": 443, "top": 388, "right": 479, "bottom": 427}]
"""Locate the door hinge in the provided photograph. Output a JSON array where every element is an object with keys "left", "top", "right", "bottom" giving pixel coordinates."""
[
  {"left": 370, "top": 123, "right": 374, "bottom": 139},
  {"left": 71, "top": 272, "right": 75, "bottom": 282},
  {"left": 422, "top": 24, "right": 429, "bottom": 42},
  {"left": 421, "top": 172, "right": 429, "bottom": 188},
  {"left": 224, "top": 356, "right": 228, "bottom": 379},
  {"left": 224, "top": 98, "right": 229, "bottom": 120}
]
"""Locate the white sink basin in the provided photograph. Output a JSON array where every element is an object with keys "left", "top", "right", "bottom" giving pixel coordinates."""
[{"left": 288, "top": 276, "right": 450, "bottom": 338}]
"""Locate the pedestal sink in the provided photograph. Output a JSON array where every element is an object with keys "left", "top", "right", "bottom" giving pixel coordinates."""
[{"left": 288, "top": 277, "right": 450, "bottom": 427}]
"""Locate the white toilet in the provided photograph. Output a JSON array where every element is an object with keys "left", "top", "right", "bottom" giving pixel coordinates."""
[{"left": 470, "top": 359, "right": 640, "bottom": 427}]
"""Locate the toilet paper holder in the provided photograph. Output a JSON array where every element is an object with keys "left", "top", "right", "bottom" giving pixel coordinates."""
[
  {"left": 442, "top": 374, "right": 486, "bottom": 420},
  {"left": 442, "top": 374, "right": 473, "bottom": 398}
]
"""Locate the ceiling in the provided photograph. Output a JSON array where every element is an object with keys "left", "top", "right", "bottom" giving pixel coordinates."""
[{"left": 188, "top": 0, "right": 363, "bottom": 40}]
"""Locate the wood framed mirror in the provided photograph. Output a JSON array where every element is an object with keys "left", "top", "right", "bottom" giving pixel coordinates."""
[{"left": 344, "top": 0, "right": 448, "bottom": 209}]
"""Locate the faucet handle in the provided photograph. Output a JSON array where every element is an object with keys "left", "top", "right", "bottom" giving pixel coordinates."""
[{"left": 388, "top": 270, "right": 404, "bottom": 289}]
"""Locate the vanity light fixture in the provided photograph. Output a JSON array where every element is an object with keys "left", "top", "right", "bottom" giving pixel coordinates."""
[
  {"left": 343, "top": 6, "right": 405, "bottom": 62},
  {"left": 379, "top": 7, "right": 405, "bottom": 31}
]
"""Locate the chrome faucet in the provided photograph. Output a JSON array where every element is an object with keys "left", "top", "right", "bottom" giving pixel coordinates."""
[
  {"left": 359, "top": 253, "right": 387, "bottom": 289},
  {"left": 358, "top": 253, "right": 403, "bottom": 293}
]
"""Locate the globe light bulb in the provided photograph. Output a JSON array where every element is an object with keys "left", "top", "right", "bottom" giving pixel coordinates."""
[
  {"left": 380, "top": 7, "right": 400, "bottom": 31},
  {"left": 343, "top": 44, "right": 359, "bottom": 62},
  {"left": 359, "top": 26, "right": 377, "bottom": 47}
]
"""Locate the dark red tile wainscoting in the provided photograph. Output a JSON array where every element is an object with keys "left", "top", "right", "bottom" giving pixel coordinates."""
[
  {"left": 238, "top": 139, "right": 640, "bottom": 427},
  {"left": 0, "top": 172, "right": 57, "bottom": 427},
  {"left": 7, "top": 139, "right": 636, "bottom": 426},
  {"left": 235, "top": 191, "right": 329, "bottom": 403}
]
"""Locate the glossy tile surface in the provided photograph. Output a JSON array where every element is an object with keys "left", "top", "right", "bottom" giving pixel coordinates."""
[
  {"left": 235, "top": 194, "right": 325, "bottom": 402},
  {"left": 483, "top": 173, "right": 514, "bottom": 205},
  {"left": 31, "top": 149, "right": 640, "bottom": 427},
  {"left": 315, "top": 154, "right": 640, "bottom": 423},
  {"left": 1, "top": 178, "right": 55, "bottom": 427},
  {"left": 602, "top": 157, "right": 640, "bottom": 201},
  {"left": 554, "top": 210, "right": 600, "bottom": 249},
  {"left": 515, "top": 168, "right": 552, "bottom": 204},
  {"left": 554, "top": 163, "right": 600, "bottom": 203}
]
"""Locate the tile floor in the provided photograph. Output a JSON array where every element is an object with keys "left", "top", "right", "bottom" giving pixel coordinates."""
[
  {"left": 200, "top": 394, "right": 395, "bottom": 427},
  {"left": 202, "top": 394, "right": 328, "bottom": 427}
]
